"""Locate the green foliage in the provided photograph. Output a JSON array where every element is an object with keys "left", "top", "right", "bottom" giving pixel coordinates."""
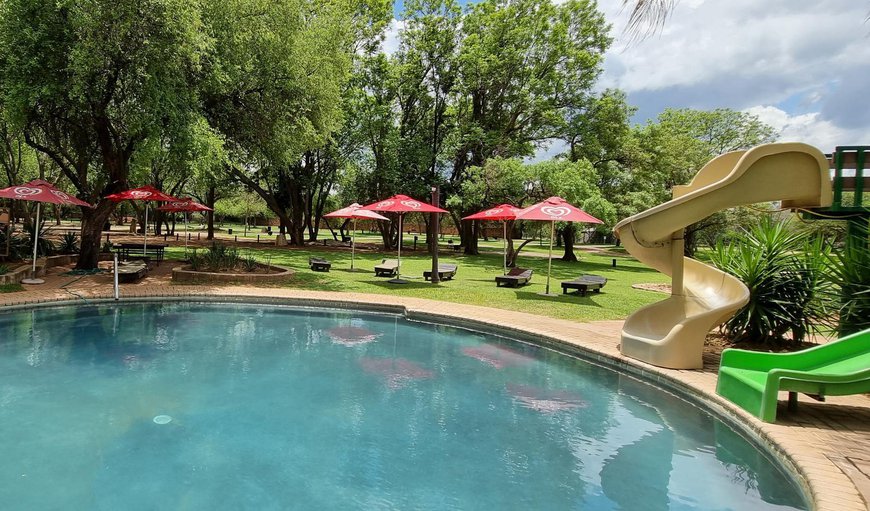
[
  {"left": 24, "top": 222, "right": 55, "bottom": 258},
  {"left": 242, "top": 253, "right": 259, "bottom": 273},
  {"left": 0, "top": 263, "right": 8, "bottom": 275},
  {"left": 58, "top": 232, "right": 80, "bottom": 255},
  {"left": 825, "top": 223, "right": 870, "bottom": 336},
  {"left": 711, "top": 218, "right": 831, "bottom": 344},
  {"left": 187, "top": 242, "right": 261, "bottom": 273},
  {"left": 101, "top": 241, "right": 114, "bottom": 254},
  {"left": 0, "top": 229, "right": 29, "bottom": 260}
]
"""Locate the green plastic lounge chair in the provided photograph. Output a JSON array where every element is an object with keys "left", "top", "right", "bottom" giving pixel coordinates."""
[
  {"left": 561, "top": 275, "right": 607, "bottom": 296},
  {"left": 495, "top": 267, "right": 532, "bottom": 287},
  {"left": 423, "top": 263, "right": 458, "bottom": 281},
  {"left": 308, "top": 257, "right": 331, "bottom": 272},
  {"left": 716, "top": 327, "right": 870, "bottom": 422},
  {"left": 374, "top": 259, "right": 399, "bottom": 277}
]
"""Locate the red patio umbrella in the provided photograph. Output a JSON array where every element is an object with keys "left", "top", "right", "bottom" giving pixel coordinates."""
[
  {"left": 324, "top": 203, "right": 389, "bottom": 270},
  {"left": 105, "top": 185, "right": 180, "bottom": 255},
  {"left": 158, "top": 198, "right": 213, "bottom": 256},
  {"left": 0, "top": 179, "right": 92, "bottom": 284},
  {"left": 515, "top": 196, "right": 602, "bottom": 296},
  {"left": 463, "top": 204, "right": 521, "bottom": 275},
  {"left": 361, "top": 194, "right": 447, "bottom": 283}
]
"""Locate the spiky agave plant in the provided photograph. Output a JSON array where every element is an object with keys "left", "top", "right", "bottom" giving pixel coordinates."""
[
  {"left": 825, "top": 222, "right": 870, "bottom": 336},
  {"left": 711, "top": 217, "right": 832, "bottom": 344}
]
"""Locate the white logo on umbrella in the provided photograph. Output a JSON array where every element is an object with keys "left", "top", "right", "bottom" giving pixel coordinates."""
[
  {"left": 50, "top": 190, "right": 71, "bottom": 202},
  {"left": 13, "top": 187, "right": 41, "bottom": 198},
  {"left": 129, "top": 190, "right": 153, "bottom": 199},
  {"left": 171, "top": 201, "right": 190, "bottom": 208},
  {"left": 376, "top": 200, "right": 395, "bottom": 208},
  {"left": 540, "top": 206, "right": 571, "bottom": 219},
  {"left": 400, "top": 200, "right": 421, "bottom": 209},
  {"left": 485, "top": 208, "right": 503, "bottom": 216}
]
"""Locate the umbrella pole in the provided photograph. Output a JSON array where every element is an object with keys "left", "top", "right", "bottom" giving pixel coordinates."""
[
  {"left": 184, "top": 212, "right": 189, "bottom": 257},
  {"left": 143, "top": 204, "right": 148, "bottom": 255},
  {"left": 23, "top": 202, "right": 44, "bottom": 285},
  {"left": 546, "top": 220, "right": 554, "bottom": 295},
  {"left": 351, "top": 217, "right": 356, "bottom": 270},
  {"left": 503, "top": 221, "right": 507, "bottom": 275}
]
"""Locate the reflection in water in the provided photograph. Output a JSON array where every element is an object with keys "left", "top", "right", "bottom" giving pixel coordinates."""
[
  {"left": 461, "top": 344, "right": 534, "bottom": 369},
  {"left": 359, "top": 357, "right": 434, "bottom": 389},
  {"left": 506, "top": 383, "right": 586, "bottom": 413},
  {"left": 327, "top": 326, "right": 381, "bottom": 346}
]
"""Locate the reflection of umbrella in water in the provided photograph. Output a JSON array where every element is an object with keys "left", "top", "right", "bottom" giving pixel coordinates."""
[
  {"left": 359, "top": 357, "right": 434, "bottom": 389},
  {"left": 462, "top": 343, "right": 535, "bottom": 369},
  {"left": 360, "top": 194, "right": 448, "bottom": 284},
  {"left": 515, "top": 197, "right": 602, "bottom": 296},
  {"left": 323, "top": 203, "right": 389, "bottom": 271},
  {"left": 506, "top": 383, "right": 586, "bottom": 413},
  {"left": 0, "top": 179, "right": 93, "bottom": 284},
  {"left": 462, "top": 204, "right": 521, "bottom": 275},
  {"left": 326, "top": 326, "right": 382, "bottom": 346}
]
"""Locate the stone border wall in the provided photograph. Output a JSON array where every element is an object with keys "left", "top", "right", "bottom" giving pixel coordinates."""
[{"left": 172, "top": 264, "right": 294, "bottom": 284}]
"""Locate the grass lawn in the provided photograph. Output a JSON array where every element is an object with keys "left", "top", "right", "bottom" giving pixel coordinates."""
[{"left": 167, "top": 244, "right": 669, "bottom": 322}]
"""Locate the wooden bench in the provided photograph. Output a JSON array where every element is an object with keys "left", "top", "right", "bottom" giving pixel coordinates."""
[
  {"left": 423, "top": 264, "right": 458, "bottom": 281},
  {"left": 112, "top": 243, "right": 166, "bottom": 264},
  {"left": 116, "top": 262, "right": 148, "bottom": 283},
  {"left": 309, "top": 257, "right": 332, "bottom": 272},
  {"left": 374, "top": 259, "right": 398, "bottom": 277},
  {"left": 495, "top": 267, "right": 532, "bottom": 287},
  {"left": 561, "top": 275, "right": 607, "bottom": 296}
]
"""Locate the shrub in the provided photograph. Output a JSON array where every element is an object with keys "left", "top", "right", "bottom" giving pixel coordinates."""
[
  {"left": 825, "top": 222, "right": 870, "bottom": 336},
  {"left": 101, "top": 241, "right": 114, "bottom": 254},
  {"left": 242, "top": 253, "right": 258, "bottom": 272},
  {"left": 0, "top": 229, "right": 30, "bottom": 260},
  {"left": 710, "top": 218, "right": 832, "bottom": 344},
  {"left": 59, "top": 232, "right": 80, "bottom": 254},
  {"left": 0, "top": 263, "right": 8, "bottom": 275},
  {"left": 24, "top": 221, "right": 55, "bottom": 257}
]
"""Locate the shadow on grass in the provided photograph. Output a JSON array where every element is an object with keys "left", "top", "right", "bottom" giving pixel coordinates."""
[
  {"left": 514, "top": 290, "right": 605, "bottom": 307},
  {"left": 367, "top": 280, "right": 446, "bottom": 290},
  {"left": 284, "top": 272, "right": 346, "bottom": 292}
]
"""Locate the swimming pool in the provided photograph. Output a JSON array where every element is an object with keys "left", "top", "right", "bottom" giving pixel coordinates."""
[{"left": 0, "top": 302, "right": 808, "bottom": 510}]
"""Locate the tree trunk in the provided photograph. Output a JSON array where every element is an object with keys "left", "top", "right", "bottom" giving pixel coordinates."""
[
  {"left": 561, "top": 223, "right": 578, "bottom": 262},
  {"left": 206, "top": 185, "right": 216, "bottom": 240},
  {"left": 507, "top": 239, "right": 534, "bottom": 268},
  {"left": 77, "top": 201, "right": 116, "bottom": 269},
  {"left": 461, "top": 220, "right": 479, "bottom": 255}
]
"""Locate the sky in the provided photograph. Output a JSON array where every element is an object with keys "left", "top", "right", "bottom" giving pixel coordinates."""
[{"left": 387, "top": 0, "right": 869, "bottom": 158}]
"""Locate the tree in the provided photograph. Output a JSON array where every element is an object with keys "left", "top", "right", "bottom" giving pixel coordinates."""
[
  {"left": 447, "top": 0, "right": 611, "bottom": 254},
  {"left": 0, "top": 0, "right": 204, "bottom": 268},
  {"left": 628, "top": 108, "right": 777, "bottom": 256}
]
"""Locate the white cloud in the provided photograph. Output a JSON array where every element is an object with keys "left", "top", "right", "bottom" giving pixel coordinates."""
[
  {"left": 600, "top": 0, "right": 870, "bottom": 145},
  {"left": 380, "top": 19, "right": 406, "bottom": 56},
  {"left": 744, "top": 105, "right": 865, "bottom": 151}
]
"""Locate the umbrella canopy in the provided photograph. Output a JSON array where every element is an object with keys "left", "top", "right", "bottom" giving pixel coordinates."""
[
  {"left": 0, "top": 179, "right": 91, "bottom": 207},
  {"left": 324, "top": 203, "right": 389, "bottom": 271},
  {"left": 515, "top": 196, "right": 603, "bottom": 296},
  {"left": 105, "top": 185, "right": 180, "bottom": 203},
  {"left": 105, "top": 185, "right": 180, "bottom": 254},
  {"left": 158, "top": 199, "right": 213, "bottom": 256},
  {"left": 462, "top": 204, "right": 521, "bottom": 222},
  {"left": 515, "top": 196, "right": 603, "bottom": 223},
  {"left": 360, "top": 195, "right": 447, "bottom": 283},
  {"left": 463, "top": 204, "right": 522, "bottom": 274},
  {"left": 157, "top": 199, "right": 213, "bottom": 213},
  {"left": 360, "top": 194, "right": 448, "bottom": 214},
  {"left": 324, "top": 203, "right": 389, "bottom": 221},
  {"left": 0, "top": 179, "right": 92, "bottom": 284}
]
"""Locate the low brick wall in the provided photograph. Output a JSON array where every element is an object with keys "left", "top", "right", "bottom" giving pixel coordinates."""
[
  {"left": 0, "top": 254, "right": 79, "bottom": 284},
  {"left": 172, "top": 264, "right": 295, "bottom": 284}
]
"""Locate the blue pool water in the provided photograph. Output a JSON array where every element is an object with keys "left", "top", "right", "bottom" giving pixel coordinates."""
[{"left": 0, "top": 303, "right": 808, "bottom": 510}]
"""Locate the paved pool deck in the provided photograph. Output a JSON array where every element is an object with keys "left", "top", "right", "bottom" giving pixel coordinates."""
[{"left": 2, "top": 262, "right": 869, "bottom": 511}]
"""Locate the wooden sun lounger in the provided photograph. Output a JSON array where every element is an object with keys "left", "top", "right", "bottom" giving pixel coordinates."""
[
  {"left": 309, "top": 257, "right": 332, "bottom": 272},
  {"left": 423, "top": 263, "right": 458, "bottom": 281},
  {"left": 561, "top": 274, "right": 607, "bottom": 296},
  {"left": 495, "top": 267, "right": 533, "bottom": 287},
  {"left": 374, "top": 259, "right": 399, "bottom": 277},
  {"left": 116, "top": 262, "right": 148, "bottom": 283}
]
